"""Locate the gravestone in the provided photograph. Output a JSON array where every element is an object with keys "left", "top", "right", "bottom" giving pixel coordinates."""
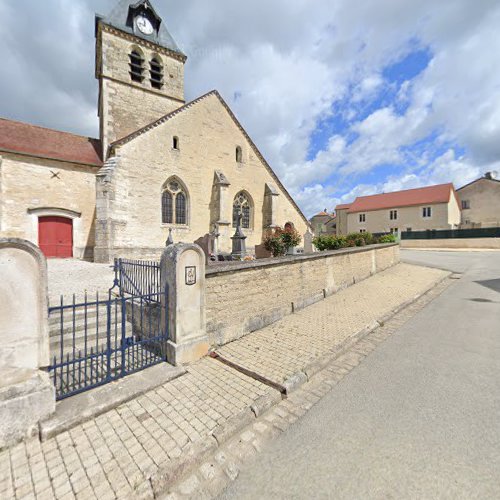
[{"left": 0, "top": 239, "right": 55, "bottom": 448}]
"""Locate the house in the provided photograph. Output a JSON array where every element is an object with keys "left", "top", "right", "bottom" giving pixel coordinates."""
[
  {"left": 335, "top": 183, "right": 461, "bottom": 236},
  {"left": 457, "top": 172, "right": 500, "bottom": 228},
  {"left": 309, "top": 210, "right": 336, "bottom": 236},
  {"left": 0, "top": 0, "right": 308, "bottom": 262}
]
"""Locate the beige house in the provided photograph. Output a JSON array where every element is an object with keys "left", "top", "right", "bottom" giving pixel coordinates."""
[
  {"left": 336, "top": 183, "right": 461, "bottom": 236},
  {"left": 0, "top": 0, "right": 308, "bottom": 262},
  {"left": 457, "top": 172, "right": 500, "bottom": 228},
  {"left": 309, "top": 211, "right": 336, "bottom": 236}
]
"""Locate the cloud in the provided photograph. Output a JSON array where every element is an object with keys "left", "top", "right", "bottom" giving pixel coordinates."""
[{"left": 1, "top": 0, "right": 499, "bottom": 218}]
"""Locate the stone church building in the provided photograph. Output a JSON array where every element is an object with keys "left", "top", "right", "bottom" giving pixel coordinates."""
[{"left": 0, "top": 0, "right": 308, "bottom": 263}]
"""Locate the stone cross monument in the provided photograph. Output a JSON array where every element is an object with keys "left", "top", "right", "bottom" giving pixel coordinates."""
[{"left": 231, "top": 210, "right": 247, "bottom": 259}]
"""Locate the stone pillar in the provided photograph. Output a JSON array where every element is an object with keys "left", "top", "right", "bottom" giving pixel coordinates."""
[
  {"left": 160, "top": 243, "right": 209, "bottom": 366},
  {"left": 0, "top": 239, "right": 55, "bottom": 448},
  {"left": 212, "top": 171, "right": 231, "bottom": 254},
  {"left": 264, "top": 183, "right": 280, "bottom": 228}
]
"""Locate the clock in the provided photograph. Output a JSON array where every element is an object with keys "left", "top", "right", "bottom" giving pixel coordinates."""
[{"left": 136, "top": 15, "right": 154, "bottom": 35}]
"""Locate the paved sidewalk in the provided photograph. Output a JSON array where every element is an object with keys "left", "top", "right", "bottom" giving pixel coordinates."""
[
  {"left": 215, "top": 263, "right": 448, "bottom": 386},
  {"left": 0, "top": 262, "right": 448, "bottom": 500}
]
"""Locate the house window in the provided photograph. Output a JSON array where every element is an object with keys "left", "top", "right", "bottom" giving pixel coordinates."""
[
  {"left": 391, "top": 227, "right": 399, "bottom": 235},
  {"left": 162, "top": 178, "right": 188, "bottom": 225},
  {"left": 461, "top": 200, "right": 470, "bottom": 209},
  {"left": 129, "top": 49, "right": 145, "bottom": 83},
  {"left": 150, "top": 56, "right": 163, "bottom": 89},
  {"left": 360, "top": 229, "right": 366, "bottom": 233},
  {"left": 232, "top": 191, "right": 252, "bottom": 229},
  {"left": 390, "top": 210, "right": 398, "bottom": 220},
  {"left": 172, "top": 136, "right": 179, "bottom": 150},
  {"left": 423, "top": 206, "right": 432, "bottom": 218},
  {"left": 406, "top": 228, "right": 412, "bottom": 232},
  {"left": 236, "top": 146, "right": 243, "bottom": 163},
  {"left": 359, "top": 214, "right": 366, "bottom": 223}
]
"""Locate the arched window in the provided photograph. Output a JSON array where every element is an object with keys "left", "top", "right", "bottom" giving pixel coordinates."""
[
  {"left": 129, "top": 49, "right": 145, "bottom": 83},
  {"left": 233, "top": 191, "right": 252, "bottom": 229},
  {"left": 150, "top": 56, "right": 163, "bottom": 89},
  {"left": 162, "top": 178, "right": 189, "bottom": 225},
  {"left": 236, "top": 146, "right": 242, "bottom": 163},
  {"left": 284, "top": 222, "right": 294, "bottom": 230}
]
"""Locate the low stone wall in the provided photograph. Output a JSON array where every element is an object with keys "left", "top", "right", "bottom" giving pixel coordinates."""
[
  {"left": 205, "top": 243, "right": 400, "bottom": 346},
  {"left": 401, "top": 238, "right": 500, "bottom": 249}
]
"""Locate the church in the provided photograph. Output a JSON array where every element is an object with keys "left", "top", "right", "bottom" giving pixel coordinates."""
[{"left": 0, "top": 0, "right": 308, "bottom": 263}]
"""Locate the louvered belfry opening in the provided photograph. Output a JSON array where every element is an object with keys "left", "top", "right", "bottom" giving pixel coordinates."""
[
  {"left": 129, "top": 50, "right": 145, "bottom": 82},
  {"left": 150, "top": 57, "right": 164, "bottom": 89}
]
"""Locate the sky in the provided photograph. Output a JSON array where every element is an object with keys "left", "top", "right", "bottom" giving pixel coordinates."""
[{"left": 1, "top": 0, "right": 499, "bottom": 218}]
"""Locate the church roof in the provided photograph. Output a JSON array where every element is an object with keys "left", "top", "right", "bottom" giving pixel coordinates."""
[
  {"left": 346, "top": 183, "right": 457, "bottom": 214},
  {"left": 0, "top": 118, "right": 102, "bottom": 167},
  {"left": 110, "top": 90, "right": 310, "bottom": 227},
  {"left": 97, "top": 0, "right": 185, "bottom": 58}
]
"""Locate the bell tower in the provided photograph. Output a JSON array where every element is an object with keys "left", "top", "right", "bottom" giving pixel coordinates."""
[{"left": 95, "top": 0, "right": 187, "bottom": 157}]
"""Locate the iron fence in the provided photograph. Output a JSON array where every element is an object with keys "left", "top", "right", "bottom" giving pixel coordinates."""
[
  {"left": 401, "top": 227, "right": 500, "bottom": 240},
  {"left": 113, "top": 258, "right": 161, "bottom": 301},
  {"left": 48, "top": 287, "right": 168, "bottom": 400}
]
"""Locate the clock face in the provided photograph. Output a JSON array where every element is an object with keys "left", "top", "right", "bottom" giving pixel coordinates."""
[{"left": 136, "top": 15, "right": 154, "bottom": 35}]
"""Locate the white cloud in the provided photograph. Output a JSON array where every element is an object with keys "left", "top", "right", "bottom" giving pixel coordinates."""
[{"left": 0, "top": 0, "right": 499, "bottom": 218}]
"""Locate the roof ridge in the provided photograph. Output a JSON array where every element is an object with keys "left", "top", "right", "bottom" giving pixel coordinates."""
[{"left": 109, "top": 89, "right": 310, "bottom": 227}]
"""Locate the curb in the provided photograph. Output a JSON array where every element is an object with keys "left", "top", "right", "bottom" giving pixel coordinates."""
[
  {"left": 280, "top": 272, "right": 452, "bottom": 396},
  {"left": 153, "top": 272, "right": 452, "bottom": 497}
]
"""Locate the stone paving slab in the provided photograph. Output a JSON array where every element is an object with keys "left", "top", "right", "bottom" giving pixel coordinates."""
[{"left": 214, "top": 263, "right": 449, "bottom": 387}]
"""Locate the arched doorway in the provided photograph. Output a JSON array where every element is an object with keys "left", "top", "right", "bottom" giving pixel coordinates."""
[{"left": 38, "top": 216, "right": 73, "bottom": 258}]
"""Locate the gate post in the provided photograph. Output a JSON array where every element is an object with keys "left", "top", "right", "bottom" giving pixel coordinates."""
[
  {"left": 161, "top": 243, "right": 209, "bottom": 365},
  {"left": 0, "top": 239, "right": 56, "bottom": 448}
]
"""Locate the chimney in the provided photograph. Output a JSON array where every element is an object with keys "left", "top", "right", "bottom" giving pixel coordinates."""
[{"left": 485, "top": 172, "right": 493, "bottom": 180}]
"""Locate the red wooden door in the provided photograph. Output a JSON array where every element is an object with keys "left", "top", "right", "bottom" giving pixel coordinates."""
[{"left": 38, "top": 217, "right": 73, "bottom": 258}]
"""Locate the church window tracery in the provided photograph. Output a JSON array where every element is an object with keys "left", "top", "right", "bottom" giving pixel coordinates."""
[
  {"left": 232, "top": 191, "right": 252, "bottom": 229},
  {"left": 162, "top": 178, "right": 188, "bottom": 225}
]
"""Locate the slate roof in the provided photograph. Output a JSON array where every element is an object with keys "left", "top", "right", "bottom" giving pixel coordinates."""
[
  {"left": 0, "top": 118, "right": 102, "bottom": 167},
  {"left": 346, "top": 183, "right": 456, "bottom": 214},
  {"left": 97, "top": 0, "right": 185, "bottom": 58}
]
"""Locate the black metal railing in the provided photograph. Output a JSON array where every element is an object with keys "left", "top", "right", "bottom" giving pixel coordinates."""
[
  {"left": 48, "top": 288, "right": 168, "bottom": 400},
  {"left": 113, "top": 258, "right": 161, "bottom": 301},
  {"left": 401, "top": 227, "right": 500, "bottom": 240}
]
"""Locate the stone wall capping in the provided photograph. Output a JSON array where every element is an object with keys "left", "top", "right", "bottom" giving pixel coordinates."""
[{"left": 206, "top": 243, "right": 398, "bottom": 276}]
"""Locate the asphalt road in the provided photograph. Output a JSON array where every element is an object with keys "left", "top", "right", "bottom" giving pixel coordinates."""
[{"left": 219, "top": 250, "right": 500, "bottom": 499}]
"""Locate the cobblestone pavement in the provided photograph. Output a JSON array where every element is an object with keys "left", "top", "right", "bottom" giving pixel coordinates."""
[
  {"left": 215, "top": 263, "right": 448, "bottom": 386},
  {"left": 1, "top": 262, "right": 448, "bottom": 500},
  {"left": 167, "top": 279, "right": 453, "bottom": 499},
  {"left": 0, "top": 359, "right": 272, "bottom": 500},
  {"left": 47, "top": 260, "right": 116, "bottom": 303}
]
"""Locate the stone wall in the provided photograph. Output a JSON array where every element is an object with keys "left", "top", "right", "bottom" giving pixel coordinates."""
[
  {"left": 0, "top": 153, "right": 98, "bottom": 260},
  {"left": 97, "top": 26, "right": 185, "bottom": 154},
  {"left": 205, "top": 243, "right": 399, "bottom": 346},
  {"left": 95, "top": 92, "right": 309, "bottom": 262}
]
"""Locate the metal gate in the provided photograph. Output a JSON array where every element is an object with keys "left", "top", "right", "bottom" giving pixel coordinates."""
[{"left": 48, "top": 287, "right": 168, "bottom": 400}]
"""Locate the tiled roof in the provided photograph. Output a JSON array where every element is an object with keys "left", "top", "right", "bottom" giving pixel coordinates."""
[
  {"left": 347, "top": 183, "right": 455, "bottom": 214},
  {"left": 0, "top": 118, "right": 102, "bottom": 167},
  {"left": 335, "top": 203, "right": 352, "bottom": 210}
]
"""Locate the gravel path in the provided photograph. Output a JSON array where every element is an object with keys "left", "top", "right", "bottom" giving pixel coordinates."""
[{"left": 47, "top": 259, "right": 116, "bottom": 303}]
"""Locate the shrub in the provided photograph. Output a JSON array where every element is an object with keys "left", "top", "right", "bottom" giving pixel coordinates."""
[
  {"left": 378, "top": 233, "right": 397, "bottom": 243},
  {"left": 264, "top": 226, "right": 302, "bottom": 257},
  {"left": 346, "top": 233, "right": 366, "bottom": 247}
]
